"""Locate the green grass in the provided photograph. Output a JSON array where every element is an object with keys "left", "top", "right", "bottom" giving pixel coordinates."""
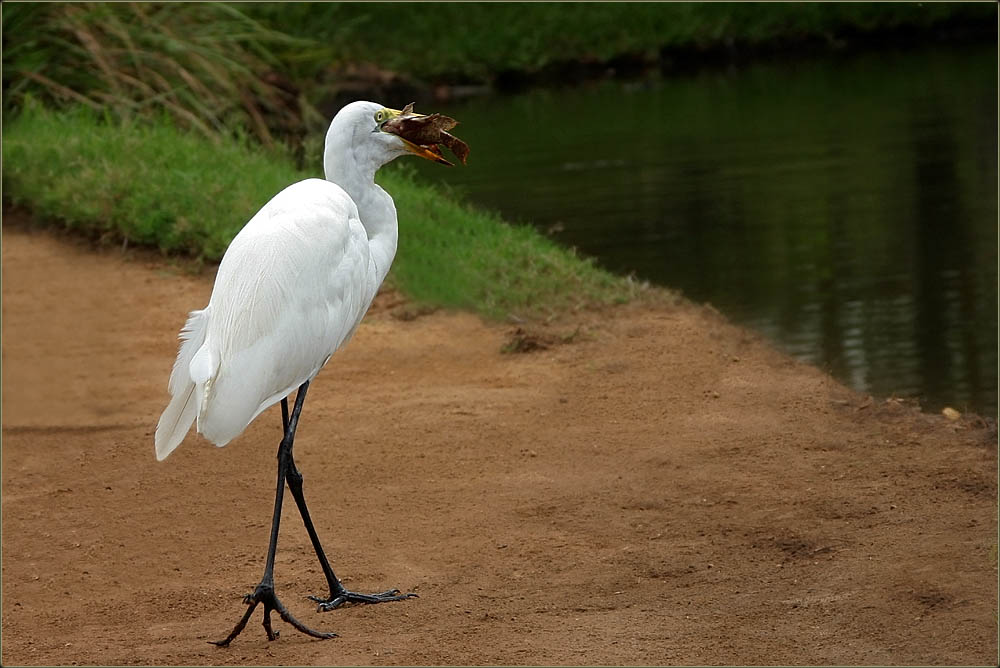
[
  {"left": 2, "top": 103, "right": 297, "bottom": 259},
  {"left": 381, "top": 166, "right": 640, "bottom": 318},
  {"left": 2, "top": 104, "right": 645, "bottom": 319},
  {"left": 1, "top": 2, "right": 312, "bottom": 146},
  {"left": 251, "top": 2, "right": 996, "bottom": 83},
  {"left": 6, "top": 3, "right": 991, "bottom": 150}
]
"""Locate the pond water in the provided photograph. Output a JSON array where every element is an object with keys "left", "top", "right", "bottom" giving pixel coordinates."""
[{"left": 410, "top": 43, "right": 998, "bottom": 417}]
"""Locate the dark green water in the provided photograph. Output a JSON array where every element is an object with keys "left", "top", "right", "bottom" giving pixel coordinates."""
[{"left": 411, "top": 43, "right": 998, "bottom": 417}]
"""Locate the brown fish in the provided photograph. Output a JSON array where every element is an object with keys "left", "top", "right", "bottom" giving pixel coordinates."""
[{"left": 382, "top": 103, "right": 470, "bottom": 166}]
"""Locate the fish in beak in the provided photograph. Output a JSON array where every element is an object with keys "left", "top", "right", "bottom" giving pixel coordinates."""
[{"left": 379, "top": 103, "right": 469, "bottom": 166}]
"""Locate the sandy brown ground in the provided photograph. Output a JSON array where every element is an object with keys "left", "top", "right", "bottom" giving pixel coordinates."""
[{"left": 1, "top": 218, "right": 997, "bottom": 666}]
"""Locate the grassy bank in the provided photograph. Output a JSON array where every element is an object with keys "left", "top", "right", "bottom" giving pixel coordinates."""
[
  {"left": 253, "top": 2, "right": 997, "bottom": 83},
  {"left": 2, "top": 105, "right": 644, "bottom": 319},
  {"left": 5, "top": 3, "right": 994, "bottom": 148}
]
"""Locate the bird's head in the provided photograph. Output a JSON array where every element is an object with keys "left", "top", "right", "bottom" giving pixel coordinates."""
[{"left": 324, "top": 101, "right": 467, "bottom": 179}]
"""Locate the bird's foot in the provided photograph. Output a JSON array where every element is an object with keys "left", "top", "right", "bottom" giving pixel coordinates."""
[
  {"left": 308, "top": 587, "right": 418, "bottom": 612},
  {"left": 209, "top": 581, "right": 337, "bottom": 647}
]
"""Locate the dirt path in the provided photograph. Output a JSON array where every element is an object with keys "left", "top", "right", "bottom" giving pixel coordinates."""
[{"left": 2, "top": 220, "right": 996, "bottom": 666}]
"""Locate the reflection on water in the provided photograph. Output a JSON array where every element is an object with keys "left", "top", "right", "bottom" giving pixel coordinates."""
[{"left": 410, "top": 44, "right": 998, "bottom": 416}]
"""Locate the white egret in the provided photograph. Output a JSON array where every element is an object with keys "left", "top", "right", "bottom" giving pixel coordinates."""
[{"left": 154, "top": 101, "right": 462, "bottom": 645}]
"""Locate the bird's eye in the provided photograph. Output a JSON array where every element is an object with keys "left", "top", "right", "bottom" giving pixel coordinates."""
[{"left": 374, "top": 110, "right": 386, "bottom": 124}]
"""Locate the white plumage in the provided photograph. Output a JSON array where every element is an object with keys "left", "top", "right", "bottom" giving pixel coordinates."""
[{"left": 155, "top": 101, "right": 413, "bottom": 460}]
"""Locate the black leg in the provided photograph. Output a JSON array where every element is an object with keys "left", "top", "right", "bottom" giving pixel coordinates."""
[
  {"left": 284, "top": 445, "right": 418, "bottom": 612},
  {"left": 281, "top": 396, "right": 289, "bottom": 434},
  {"left": 210, "top": 382, "right": 336, "bottom": 646}
]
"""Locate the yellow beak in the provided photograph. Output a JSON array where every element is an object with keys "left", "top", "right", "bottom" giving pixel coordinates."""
[{"left": 401, "top": 140, "right": 452, "bottom": 165}]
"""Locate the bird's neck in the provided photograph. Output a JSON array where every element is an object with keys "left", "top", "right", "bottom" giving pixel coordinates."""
[
  {"left": 324, "top": 148, "right": 399, "bottom": 288},
  {"left": 354, "top": 183, "right": 399, "bottom": 288}
]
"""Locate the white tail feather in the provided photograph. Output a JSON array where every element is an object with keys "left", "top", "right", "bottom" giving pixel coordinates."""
[{"left": 155, "top": 308, "right": 210, "bottom": 460}]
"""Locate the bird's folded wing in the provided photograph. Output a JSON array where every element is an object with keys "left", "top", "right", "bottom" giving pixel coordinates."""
[{"left": 196, "top": 179, "right": 373, "bottom": 445}]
